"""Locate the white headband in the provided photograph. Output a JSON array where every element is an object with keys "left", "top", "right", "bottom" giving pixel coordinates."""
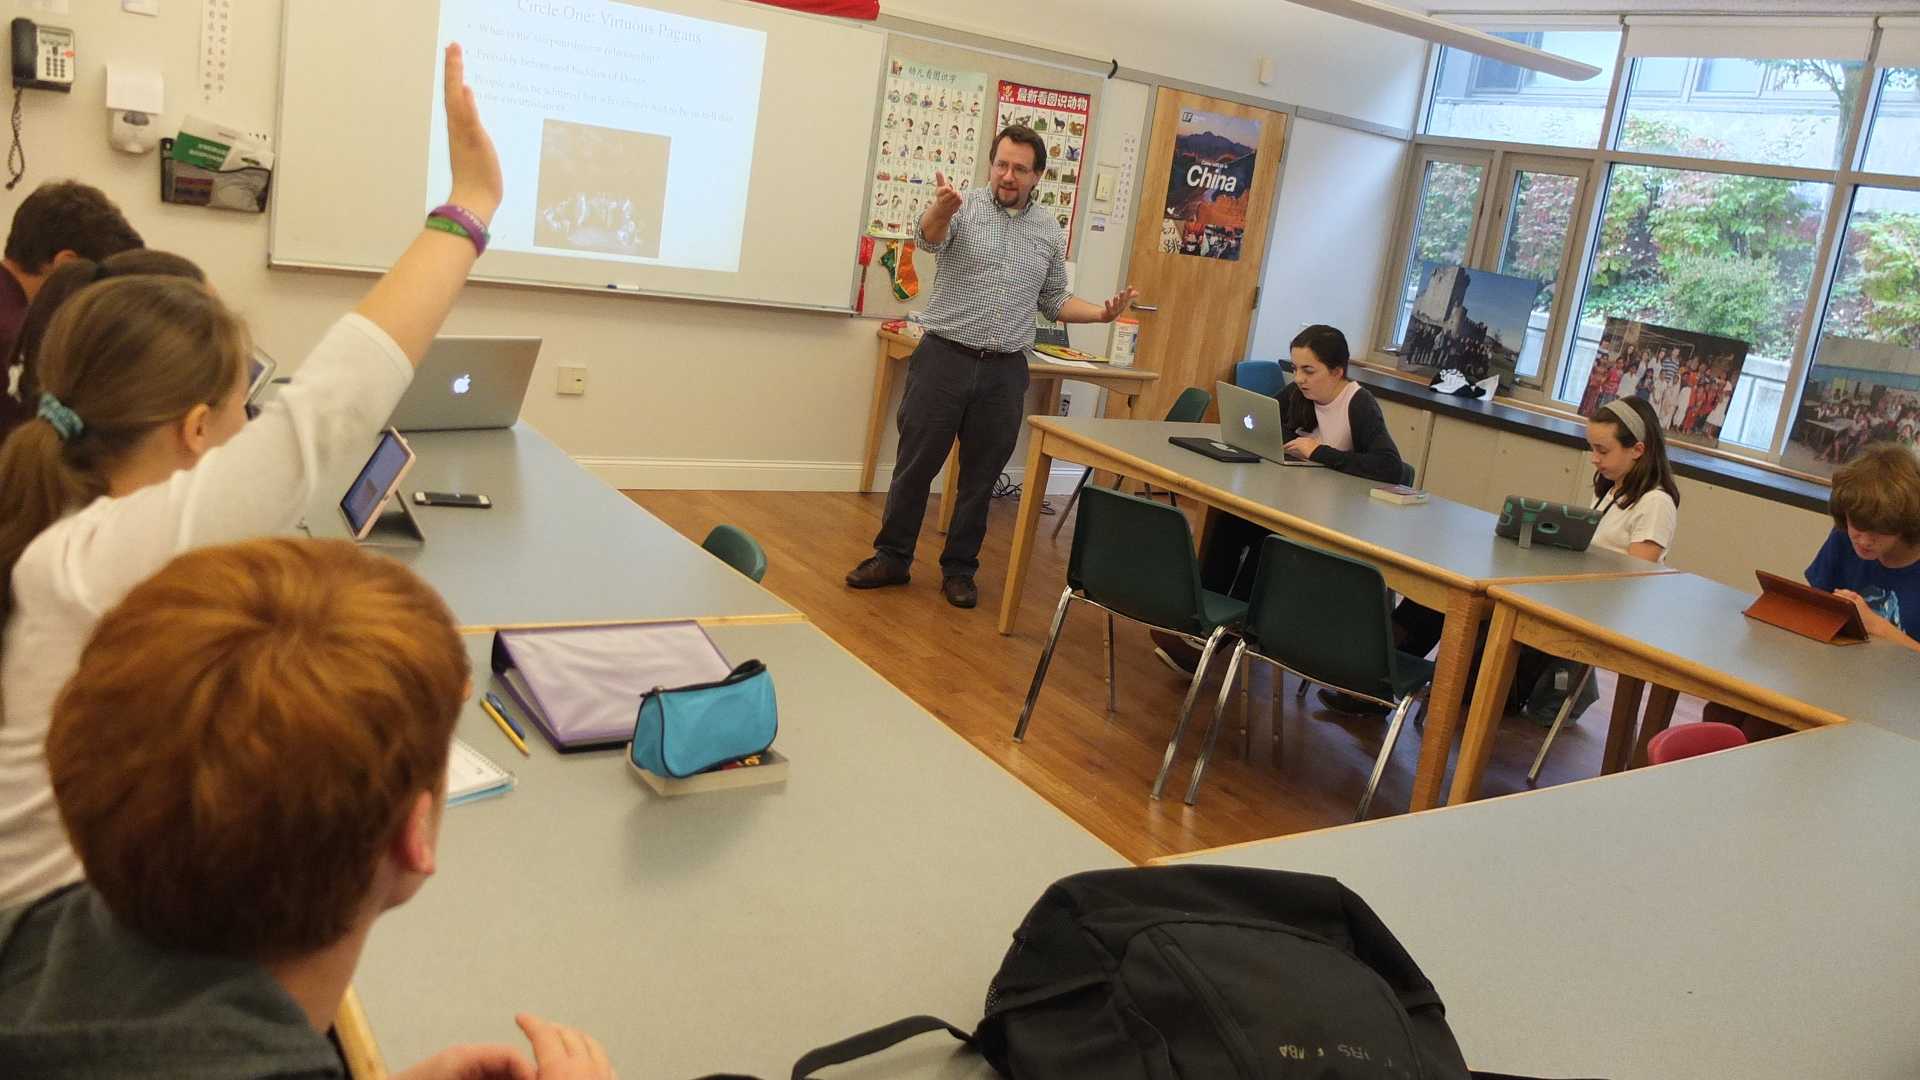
[{"left": 1602, "top": 398, "right": 1647, "bottom": 444}]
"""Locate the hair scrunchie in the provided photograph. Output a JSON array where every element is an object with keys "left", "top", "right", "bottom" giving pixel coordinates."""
[{"left": 37, "top": 392, "right": 84, "bottom": 441}]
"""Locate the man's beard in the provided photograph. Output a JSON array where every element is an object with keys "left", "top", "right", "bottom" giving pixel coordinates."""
[{"left": 994, "top": 184, "right": 1029, "bottom": 209}]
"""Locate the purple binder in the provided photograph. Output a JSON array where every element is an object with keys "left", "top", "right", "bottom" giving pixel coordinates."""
[{"left": 490, "top": 622, "right": 734, "bottom": 752}]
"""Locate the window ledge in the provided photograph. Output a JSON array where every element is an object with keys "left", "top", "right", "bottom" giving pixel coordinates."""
[{"left": 1349, "top": 360, "right": 1831, "bottom": 515}]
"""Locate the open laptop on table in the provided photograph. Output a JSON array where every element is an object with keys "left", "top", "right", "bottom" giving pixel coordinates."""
[
  {"left": 385, "top": 336, "right": 541, "bottom": 432},
  {"left": 1193, "top": 380, "right": 1324, "bottom": 467}
]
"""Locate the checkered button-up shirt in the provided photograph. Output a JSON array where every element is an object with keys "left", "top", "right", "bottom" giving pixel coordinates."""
[{"left": 911, "top": 187, "right": 1070, "bottom": 354}]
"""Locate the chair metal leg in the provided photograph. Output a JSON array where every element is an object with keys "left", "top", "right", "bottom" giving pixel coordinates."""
[
  {"left": 1150, "top": 626, "right": 1228, "bottom": 800},
  {"left": 1105, "top": 612, "right": 1117, "bottom": 715},
  {"left": 1048, "top": 468, "right": 1094, "bottom": 539},
  {"left": 1355, "top": 697, "right": 1413, "bottom": 822},
  {"left": 1012, "top": 588, "right": 1075, "bottom": 742},
  {"left": 1184, "top": 642, "right": 1247, "bottom": 805},
  {"left": 1527, "top": 664, "right": 1593, "bottom": 784}
]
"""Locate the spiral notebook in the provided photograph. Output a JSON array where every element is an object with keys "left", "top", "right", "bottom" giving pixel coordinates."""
[{"left": 447, "top": 738, "right": 515, "bottom": 807}]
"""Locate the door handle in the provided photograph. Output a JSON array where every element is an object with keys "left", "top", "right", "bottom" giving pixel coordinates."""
[{"left": 1130, "top": 302, "right": 1158, "bottom": 313}]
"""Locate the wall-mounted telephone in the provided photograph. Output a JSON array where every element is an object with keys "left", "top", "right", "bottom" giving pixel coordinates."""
[{"left": 12, "top": 18, "right": 75, "bottom": 93}]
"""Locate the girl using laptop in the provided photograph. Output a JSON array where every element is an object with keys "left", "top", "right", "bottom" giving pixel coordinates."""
[
  {"left": 1154, "top": 325, "right": 1407, "bottom": 674},
  {"left": 0, "top": 45, "right": 501, "bottom": 908}
]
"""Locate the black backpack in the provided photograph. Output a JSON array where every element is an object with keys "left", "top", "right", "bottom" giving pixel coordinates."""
[{"left": 749, "top": 865, "right": 1593, "bottom": 1080}]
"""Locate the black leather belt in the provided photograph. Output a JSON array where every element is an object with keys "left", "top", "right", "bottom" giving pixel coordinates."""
[{"left": 928, "top": 332, "right": 1024, "bottom": 360}]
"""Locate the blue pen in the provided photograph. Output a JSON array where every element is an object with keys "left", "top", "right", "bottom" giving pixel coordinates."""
[{"left": 484, "top": 691, "right": 527, "bottom": 740}]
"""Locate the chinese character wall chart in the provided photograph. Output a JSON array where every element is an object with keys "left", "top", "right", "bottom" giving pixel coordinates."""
[
  {"left": 869, "top": 59, "right": 989, "bottom": 239},
  {"left": 994, "top": 80, "right": 1091, "bottom": 252}
]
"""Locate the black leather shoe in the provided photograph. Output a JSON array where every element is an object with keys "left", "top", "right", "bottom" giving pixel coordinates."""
[
  {"left": 845, "top": 556, "right": 910, "bottom": 589},
  {"left": 941, "top": 575, "right": 978, "bottom": 608},
  {"left": 1149, "top": 629, "right": 1201, "bottom": 676}
]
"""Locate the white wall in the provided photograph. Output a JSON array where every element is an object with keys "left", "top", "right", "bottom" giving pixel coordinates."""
[
  {"left": 1248, "top": 118, "right": 1408, "bottom": 365},
  {"left": 0, "top": 1, "right": 1421, "bottom": 491},
  {"left": 885, "top": 0, "right": 1429, "bottom": 131}
]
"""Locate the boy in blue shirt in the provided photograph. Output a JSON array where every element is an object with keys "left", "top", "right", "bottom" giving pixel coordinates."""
[{"left": 1808, "top": 443, "right": 1920, "bottom": 653}]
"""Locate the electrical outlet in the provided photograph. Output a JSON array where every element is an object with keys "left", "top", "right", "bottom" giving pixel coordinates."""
[{"left": 556, "top": 365, "right": 587, "bottom": 396}]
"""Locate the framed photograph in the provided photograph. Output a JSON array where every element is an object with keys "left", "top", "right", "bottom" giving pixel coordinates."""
[
  {"left": 1399, "top": 263, "right": 1543, "bottom": 391},
  {"left": 1785, "top": 335, "right": 1920, "bottom": 475},
  {"left": 1577, "top": 318, "right": 1750, "bottom": 447}
]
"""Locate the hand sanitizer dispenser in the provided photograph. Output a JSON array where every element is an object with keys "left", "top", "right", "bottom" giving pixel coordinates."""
[{"left": 106, "top": 66, "right": 164, "bottom": 154}]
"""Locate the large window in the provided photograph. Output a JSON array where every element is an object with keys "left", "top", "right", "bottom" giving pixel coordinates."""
[
  {"left": 1388, "top": 17, "right": 1916, "bottom": 472},
  {"left": 1863, "top": 67, "right": 1920, "bottom": 176},
  {"left": 1554, "top": 166, "right": 1832, "bottom": 449},
  {"left": 1426, "top": 31, "right": 1620, "bottom": 149},
  {"left": 1617, "top": 57, "right": 1866, "bottom": 171},
  {"left": 1389, "top": 158, "right": 1486, "bottom": 346}
]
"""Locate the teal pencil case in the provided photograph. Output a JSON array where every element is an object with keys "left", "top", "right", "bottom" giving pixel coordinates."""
[{"left": 630, "top": 660, "right": 777, "bottom": 779}]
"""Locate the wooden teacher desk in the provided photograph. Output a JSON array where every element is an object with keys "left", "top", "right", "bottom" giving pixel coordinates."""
[
  {"left": 348, "top": 623, "right": 1124, "bottom": 1079},
  {"left": 999, "top": 416, "right": 1672, "bottom": 813},
  {"left": 1449, "top": 572, "right": 1920, "bottom": 805},
  {"left": 1153, "top": 721, "right": 1920, "bottom": 1079},
  {"left": 862, "top": 328, "right": 1159, "bottom": 532}
]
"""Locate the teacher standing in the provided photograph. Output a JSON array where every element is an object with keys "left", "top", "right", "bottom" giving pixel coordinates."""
[{"left": 847, "top": 124, "right": 1136, "bottom": 609}]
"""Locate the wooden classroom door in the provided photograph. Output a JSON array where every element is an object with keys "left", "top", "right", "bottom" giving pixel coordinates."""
[{"left": 1108, "top": 89, "right": 1288, "bottom": 422}]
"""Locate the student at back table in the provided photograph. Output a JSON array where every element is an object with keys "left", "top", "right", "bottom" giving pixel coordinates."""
[
  {"left": 1152, "top": 325, "right": 1405, "bottom": 674},
  {"left": 1362, "top": 396, "right": 1679, "bottom": 720},
  {"left": 0, "top": 539, "right": 612, "bottom": 1079}
]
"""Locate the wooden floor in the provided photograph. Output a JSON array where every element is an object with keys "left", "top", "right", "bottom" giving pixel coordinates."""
[{"left": 627, "top": 487, "right": 1702, "bottom": 865}]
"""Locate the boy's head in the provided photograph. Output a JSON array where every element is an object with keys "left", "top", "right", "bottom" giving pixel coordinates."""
[
  {"left": 1830, "top": 443, "right": 1920, "bottom": 558},
  {"left": 4, "top": 181, "right": 143, "bottom": 283},
  {"left": 47, "top": 538, "right": 468, "bottom": 958}
]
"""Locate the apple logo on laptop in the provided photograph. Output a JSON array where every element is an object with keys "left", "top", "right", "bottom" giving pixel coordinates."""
[
  {"left": 1241, "top": 414, "right": 1255, "bottom": 431},
  {"left": 451, "top": 373, "right": 472, "bottom": 396}
]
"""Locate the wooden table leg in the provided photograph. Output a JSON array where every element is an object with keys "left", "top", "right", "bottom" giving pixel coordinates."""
[
  {"left": 936, "top": 442, "right": 959, "bottom": 534},
  {"left": 861, "top": 340, "right": 901, "bottom": 494},
  {"left": 1603, "top": 676, "right": 1647, "bottom": 775},
  {"left": 1445, "top": 598, "right": 1519, "bottom": 807},
  {"left": 998, "top": 430, "right": 1053, "bottom": 635},
  {"left": 1411, "top": 589, "right": 1486, "bottom": 811},
  {"left": 1631, "top": 685, "right": 1681, "bottom": 768}
]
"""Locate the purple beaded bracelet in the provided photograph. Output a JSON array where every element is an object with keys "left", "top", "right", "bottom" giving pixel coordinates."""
[{"left": 426, "top": 203, "right": 490, "bottom": 256}]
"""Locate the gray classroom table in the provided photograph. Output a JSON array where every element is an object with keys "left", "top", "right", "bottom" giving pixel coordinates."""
[
  {"left": 1000, "top": 416, "right": 1669, "bottom": 812},
  {"left": 351, "top": 622, "right": 1125, "bottom": 1078},
  {"left": 1156, "top": 722, "right": 1920, "bottom": 1079},
  {"left": 1450, "top": 572, "right": 1920, "bottom": 804},
  {"left": 305, "top": 424, "right": 796, "bottom": 630}
]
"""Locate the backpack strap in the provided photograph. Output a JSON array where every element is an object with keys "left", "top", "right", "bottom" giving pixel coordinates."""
[{"left": 787, "top": 1015, "right": 972, "bottom": 1079}]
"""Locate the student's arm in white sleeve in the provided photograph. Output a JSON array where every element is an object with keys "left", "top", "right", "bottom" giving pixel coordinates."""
[
  {"left": 354, "top": 43, "right": 503, "bottom": 362},
  {"left": 1625, "top": 491, "right": 1678, "bottom": 563}
]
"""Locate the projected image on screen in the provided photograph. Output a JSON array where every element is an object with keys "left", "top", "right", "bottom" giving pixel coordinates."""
[
  {"left": 431, "top": 0, "right": 767, "bottom": 273},
  {"left": 534, "top": 119, "right": 670, "bottom": 259}
]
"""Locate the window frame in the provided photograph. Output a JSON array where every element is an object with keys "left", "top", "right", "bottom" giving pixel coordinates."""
[{"left": 1373, "top": 22, "right": 1920, "bottom": 477}]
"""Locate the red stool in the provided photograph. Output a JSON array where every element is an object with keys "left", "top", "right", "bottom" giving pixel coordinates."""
[{"left": 1646, "top": 721, "right": 1748, "bottom": 765}]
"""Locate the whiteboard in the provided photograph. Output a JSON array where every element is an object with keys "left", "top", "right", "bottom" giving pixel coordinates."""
[{"left": 272, "top": 0, "right": 884, "bottom": 311}]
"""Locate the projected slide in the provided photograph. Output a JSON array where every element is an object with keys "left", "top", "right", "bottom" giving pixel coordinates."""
[{"left": 430, "top": 0, "right": 767, "bottom": 273}]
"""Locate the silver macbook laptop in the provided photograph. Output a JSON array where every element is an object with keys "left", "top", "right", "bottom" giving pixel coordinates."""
[
  {"left": 386, "top": 336, "right": 541, "bottom": 432},
  {"left": 1215, "top": 381, "right": 1322, "bottom": 467}
]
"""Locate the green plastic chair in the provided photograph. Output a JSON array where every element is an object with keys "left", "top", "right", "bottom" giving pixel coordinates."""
[
  {"left": 1014, "top": 486, "right": 1249, "bottom": 800},
  {"left": 701, "top": 524, "right": 767, "bottom": 584},
  {"left": 1188, "top": 535, "right": 1434, "bottom": 820},
  {"left": 1051, "top": 386, "right": 1212, "bottom": 538}
]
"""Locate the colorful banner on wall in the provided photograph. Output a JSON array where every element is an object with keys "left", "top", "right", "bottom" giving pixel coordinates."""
[
  {"left": 868, "top": 59, "right": 990, "bottom": 240},
  {"left": 1160, "top": 108, "right": 1261, "bottom": 261},
  {"left": 750, "top": 0, "right": 879, "bottom": 17},
  {"left": 993, "top": 80, "right": 1091, "bottom": 252}
]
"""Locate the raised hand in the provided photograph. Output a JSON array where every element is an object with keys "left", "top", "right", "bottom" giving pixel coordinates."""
[
  {"left": 443, "top": 43, "right": 504, "bottom": 225},
  {"left": 931, "top": 171, "right": 963, "bottom": 219}
]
